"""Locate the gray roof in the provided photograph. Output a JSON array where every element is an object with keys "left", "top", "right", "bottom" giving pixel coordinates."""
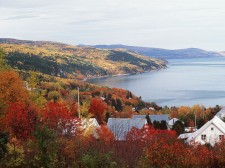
[
  {"left": 107, "top": 118, "right": 147, "bottom": 140},
  {"left": 167, "top": 118, "right": 180, "bottom": 126},
  {"left": 216, "top": 107, "right": 225, "bottom": 119},
  {"left": 178, "top": 133, "right": 192, "bottom": 139},
  {"left": 132, "top": 114, "right": 170, "bottom": 122}
]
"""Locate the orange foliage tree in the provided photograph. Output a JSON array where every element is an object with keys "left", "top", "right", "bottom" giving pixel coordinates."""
[
  {"left": 0, "top": 70, "right": 28, "bottom": 114},
  {"left": 89, "top": 98, "right": 107, "bottom": 124},
  {"left": 96, "top": 125, "right": 114, "bottom": 142}
]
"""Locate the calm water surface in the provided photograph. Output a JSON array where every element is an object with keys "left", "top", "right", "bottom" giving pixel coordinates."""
[{"left": 88, "top": 58, "right": 225, "bottom": 107}]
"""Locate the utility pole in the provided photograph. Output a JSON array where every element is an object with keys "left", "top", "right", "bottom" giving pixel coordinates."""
[
  {"left": 194, "top": 112, "right": 197, "bottom": 131},
  {"left": 202, "top": 106, "right": 205, "bottom": 120},
  {"left": 78, "top": 87, "right": 80, "bottom": 118}
]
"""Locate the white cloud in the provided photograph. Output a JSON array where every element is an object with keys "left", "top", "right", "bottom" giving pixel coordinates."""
[{"left": 1, "top": 0, "right": 225, "bottom": 50}]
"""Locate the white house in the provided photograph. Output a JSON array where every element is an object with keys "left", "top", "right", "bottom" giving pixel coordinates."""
[{"left": 185, "top": 116, "right": 225, "bottom": 146}]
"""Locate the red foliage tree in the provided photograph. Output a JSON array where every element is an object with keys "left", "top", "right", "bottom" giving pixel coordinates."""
[
  {"left": 128, "top": 127, "right": 211, "bottom": 168},
  {"left": 40, "top": 102, "right": 73, "bottom": 133},
  {"left": 211, "top": 139, "right": 225, "bottom": 166},
  {"left": 3, "top": 102, "right": 38, "bottom": 139},
  {"left": 89, "top": 98, "right": 107, "bottom": 124}
]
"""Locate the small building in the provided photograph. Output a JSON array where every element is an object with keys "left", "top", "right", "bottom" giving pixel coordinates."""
[
  {"left": 107, "top": 118, "right": 147, "bottom": 140},
  {"left": 186, "top": 116, "right": 225, "bottom": 146},
  {"left": 167, "top": 118, "right": 180, "bottom": 130}
]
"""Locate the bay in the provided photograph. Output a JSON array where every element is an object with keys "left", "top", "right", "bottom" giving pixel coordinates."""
[{"left": 87, "top": 57, "right": 225, "bottom": 107}]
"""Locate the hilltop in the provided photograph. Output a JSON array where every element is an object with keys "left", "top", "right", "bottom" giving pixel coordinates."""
[
  {"left": 0, "top": 38, "right": 166, "bottom": 80},
  {"left": 91, "top": 44, "right": 223, "bottom": 59}
]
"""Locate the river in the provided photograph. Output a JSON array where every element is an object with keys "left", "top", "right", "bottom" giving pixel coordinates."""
[{"left": 87, "top": 57, "right": 225, "bottom": 107}]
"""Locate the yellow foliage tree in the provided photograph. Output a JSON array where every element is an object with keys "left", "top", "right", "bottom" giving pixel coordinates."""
[
  {"left": 80, "top": 101, "right": 91, "bottom": 118},
  {"left": 191, "top": 105, "right": 204, "bottom": 118}
]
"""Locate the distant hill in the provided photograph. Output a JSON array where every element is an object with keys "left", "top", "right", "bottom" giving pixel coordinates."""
[
  {"left": 0, "top": 38, "right": 166, "bottom": 79},
  {"left": 90, "top": 44, "right": 223, "bottom": 59}
]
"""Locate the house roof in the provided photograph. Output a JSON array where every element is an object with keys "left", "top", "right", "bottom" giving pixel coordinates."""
[
  {"left": 216, "top": 107, "right": 225, "bottom": 119},
  {"left": 132, "top": 114, "right": 169, "bottom": 122},
  {"left": 107, "top": 118, "right": 147, "bottom": 140},
  {"left": 186, "top": 116, "right": 225, "bottom": 143},
  {"left": 167, "top": 118, "right": 179, "bottom": 126},
  {"left": 81, "top": 118, "right": 100, "bottom": 129},
  {"left": 178, "top": 133, "right": 192, "bottom": 139},
  {"left": 63, "top": 118, "right": 99, "bottom": 134}
]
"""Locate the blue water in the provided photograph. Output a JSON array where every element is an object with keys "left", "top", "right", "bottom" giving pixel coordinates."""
[{"left": 87, "top": 57, "right": 225, "bottom": 107}]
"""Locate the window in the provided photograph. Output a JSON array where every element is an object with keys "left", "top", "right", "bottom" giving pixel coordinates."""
[
  {"left": 211, "top": 127, "right": 214, "bottom": 131},
  {"left": 201, "top": 134, "right": 206, "bottom": 140},
  {"left": 219, "top": 135, "right": 224, "bottom": 140}
]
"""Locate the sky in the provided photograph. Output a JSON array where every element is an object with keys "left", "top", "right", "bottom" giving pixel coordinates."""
[{"left": 1, "top": 0, "right": 225, "bottom": 51}]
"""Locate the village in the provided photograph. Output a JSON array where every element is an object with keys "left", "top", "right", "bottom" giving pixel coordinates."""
[{"left": 79, "top": 107, "right": 225, "bottom": 146}]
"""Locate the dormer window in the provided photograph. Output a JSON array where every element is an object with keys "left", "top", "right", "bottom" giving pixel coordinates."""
[{"left": 201, "top": 134, "right": 206, "bottom": 140}]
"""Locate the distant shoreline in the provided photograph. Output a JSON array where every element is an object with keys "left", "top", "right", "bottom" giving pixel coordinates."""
[
  {"left": 83, "top": 73, "right": 131, "bottom": 82},
  {"left": 83, "top": 66, "right": 167, "bottom": 82}
]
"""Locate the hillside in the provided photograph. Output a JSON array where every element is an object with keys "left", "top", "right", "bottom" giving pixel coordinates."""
[
  {"left": 92, "top": 44, "right": 223, "bottom": 59},
  {"left": 0, "top": 38, "right": 166, "bottom": 80}
]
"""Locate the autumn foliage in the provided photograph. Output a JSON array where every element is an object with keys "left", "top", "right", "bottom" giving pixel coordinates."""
[
  {"left": 40, "top": 102, "right": 73, "bottom": 132},
  {"left": 2, "top": 102, "right": 37, "bottom": 139},
  {"left": 96, "top": 125, "right": 114, "bottom": 142},
  {"left": 1, "top": 69, "right": 225, "bottom": 167},
  {"left": 0, "top": 70, "right": 28, "bottom": 113},
  {"left": 89, "top": 98, "right": 107, "bottom": 124},
  {"left": 134, "top": 127, "right": 211, "bottom": 168}
]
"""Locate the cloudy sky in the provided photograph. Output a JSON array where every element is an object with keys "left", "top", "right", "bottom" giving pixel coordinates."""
[{"left": 1, "top": 0, "right": 225, "bottom": 51}]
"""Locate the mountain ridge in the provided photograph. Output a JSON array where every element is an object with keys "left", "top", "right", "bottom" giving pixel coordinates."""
[
  {"left": 89, "top": 44, "right": 224, "bottom": 59},
  {"left": 0, "top": 38, "right": 166, "bottom": 80}
]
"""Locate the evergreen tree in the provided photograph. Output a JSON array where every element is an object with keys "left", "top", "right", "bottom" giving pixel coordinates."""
[
  {"left": 105, "top": 112, "right": 110, "bottom": 122},
  {"left": 111, "top": 99, "right": 116, "bottom": 108},
  {"left": 0, "top": 131, "right": 9, "bottom": 160},
  {"left": 115, "top": 98, "right": 122, "bottom": 112},
  {"left": 197, "top": 118, "right": 205, "bottom": 129},
  {"left": 146, "top": 114, "right": 152, "bottom": 125},
  {"left": 153, "top": 121, "right": 160, "bottom": 129},
  {"left": 160, "top": 120, "right": 168, "bottom": 130},
  {"left": 129, "top": 91, "right": 133, "bottom": 98},
  {"left": 126, "top": 91, "right": 130, "bottom": 99},
  {"left": 107, "top": 93, "right": 112, "bottom": 100},
  {"left": 172, "top": 120, "right": 185, "bottom": 135}
]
